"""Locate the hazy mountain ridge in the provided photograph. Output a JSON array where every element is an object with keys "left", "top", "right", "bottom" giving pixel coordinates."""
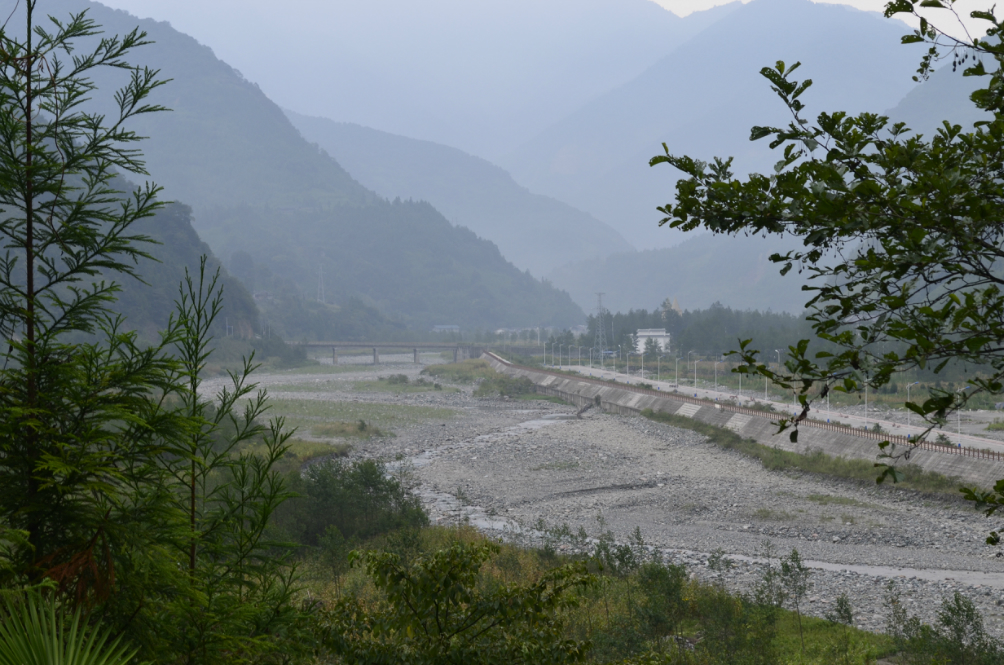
[
  {"left": 96, "top": 0, "right": 740, "bottom": 159},
  {"left": 501, "top": 0, "right": 922, "bottom": 250},
  {"left": 45, "top": 0, "right": 586, "bottom": 332},
  {"left": 284, "top": 112, "right": 634, "bottom": 276}
]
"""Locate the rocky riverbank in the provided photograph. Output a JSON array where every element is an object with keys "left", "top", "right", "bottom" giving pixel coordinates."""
[{"left": 250, "top": 358, "right": 1004, "bottom": 637}]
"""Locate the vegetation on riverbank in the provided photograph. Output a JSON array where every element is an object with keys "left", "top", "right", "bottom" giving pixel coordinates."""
[{"left": 640, "top": 409, "right": 964, "bottom": 496}]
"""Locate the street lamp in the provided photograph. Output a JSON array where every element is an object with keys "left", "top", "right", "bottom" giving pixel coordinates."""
[
  {"left": 906, "top": 381, "right": 919, "bottom": 428},
  {"left": 559, "top": 344, "right": 564, "bottom": 369},
  {"left": 688, "top": 351, "right": 696, "bottom": 390},
  {"left": 714, "top": 359, "right": 721, "bottom": 393},
  {"left": 958, "top": 385, "right": 971, "bottom": 443}
]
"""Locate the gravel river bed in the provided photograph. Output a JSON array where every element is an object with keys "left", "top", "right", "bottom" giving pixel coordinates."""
[{"left": 237, "top": 359, "right": 1004, "bottom": 637}]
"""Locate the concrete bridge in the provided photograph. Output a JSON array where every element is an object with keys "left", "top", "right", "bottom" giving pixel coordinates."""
[{"left": 295, "top": 341, "right": 541, "bottom": 364}]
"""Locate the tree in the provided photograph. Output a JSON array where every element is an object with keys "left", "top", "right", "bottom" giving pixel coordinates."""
[
  {"left": 0, "top": 0, "right": 183, "bottom": 600},
  {"left": 321, "top": 541, "right": 594, "bottom": 665},
  {"left": 649, "top": 0, "right": 1004, "bottom": 524},
  {"left": 0, "top": 6, "right": 305, "bottom": 662}
]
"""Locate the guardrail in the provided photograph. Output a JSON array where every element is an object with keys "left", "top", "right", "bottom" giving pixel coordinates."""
[{"left": 485, "top": 353, "right": 1004, "bottom": 463}]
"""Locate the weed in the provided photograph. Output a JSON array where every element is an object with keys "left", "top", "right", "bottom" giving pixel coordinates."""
[
  {"left": 805, "top": 493, "right": 870, "bottom": 508},
  {"left": 311, "top": 421, "right": 388, "bottom": 439},
  {"left": 267, "top": 398, "right": 453, "bottom": 429},
  {"left": 755, "top": 507, "right": 794, "bottom": 521},
  {"left": 421, "top": 359, "right": 495, "bottom": 383}
]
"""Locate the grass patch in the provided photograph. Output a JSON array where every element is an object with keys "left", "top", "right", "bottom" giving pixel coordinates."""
[
  {"left": 243, "top": 437, "right": 350, "bottom": 475},
  {"left": 987, "top": 419, "right": 1004, "bottom": 431},
  {"left": 270, "top": 363, "right": 380, "bottom": 376},
  {"left": 421, "top": 359, "right": 495, "bottom": 383},
  {"left": 311, "top": 421, "right": 389, "bottom": 439},
  {"left": 266, "top": 398, "right": 453, "bottom": 430},
  {"left": 640, "top": 408, "right": 965, "bottom": 496},
  {"left": 805, "top": 493, "right": 871, "bottom": 508},
  {"left": 352, "top": 378, "right": 454, "bottom": 394},
  {"left": 754, "top": 507, "right": 794, "bottom": 521},
  {"left": 473, "top": 374, "right": 535, "bottom": 398}
]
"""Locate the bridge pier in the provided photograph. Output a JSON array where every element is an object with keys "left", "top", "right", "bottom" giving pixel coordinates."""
[
  {"left": 332, "top": 347, "right": 338, "bottom": 365},
  {"left": 413, "top": 348, "right": 419, "bottom": 364},
  {"left": 373, "top": 347, "right": 379, "bottom": 365},
  {"left": 453, "top": 347, "right": 458, "bottom": 363}
]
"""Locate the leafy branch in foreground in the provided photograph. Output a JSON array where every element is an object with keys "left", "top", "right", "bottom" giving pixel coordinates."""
[{"left": 649, "top": 1, "right": 1004, "bottom": 523}]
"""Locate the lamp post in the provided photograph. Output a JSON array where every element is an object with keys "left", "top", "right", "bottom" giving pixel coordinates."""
[
  {"left": 714, "top": 359, "right": 720, "bottom": 393},
  {"left": 675, "top": 355, "right": 679, "bottom": 388},
  {"left": 589, "top": 348, "right": 593, "bottom": 368},
  {"left": 688, "top": 351, "right": 696, "bottom": 390},
  {"left": 958, "top": 385, "right": 971, "bottom": 443},
  {"left": 906, "top": 381, "right": 919, "bottom": 428},
  {"left": 641, "top": 352, "right": 644, "bottom": 379},
  {"left": 559, "top": 344, "right": 564, "bottom": 370}
]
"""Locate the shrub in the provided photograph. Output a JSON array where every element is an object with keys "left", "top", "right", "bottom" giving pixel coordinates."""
[
  {"left": 272, "top": 458, "right": 428, "bottom": 547},
  {"left": 474, "top": 375, "right": 536, "bottom": 398}
]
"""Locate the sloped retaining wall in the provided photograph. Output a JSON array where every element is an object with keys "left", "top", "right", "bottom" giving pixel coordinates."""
[{"left": 484, "top": 354, "right": 1004, "bottom": 488}]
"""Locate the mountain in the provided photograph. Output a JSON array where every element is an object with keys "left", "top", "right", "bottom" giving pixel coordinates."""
[
  {"left": 95, "top": 0, "right": 740, "bottom": 158},
  {"left": 284, "top": 112, "right": 634, "bottom": 276},
  {"left": 548, "top": 233, "right": 809, "bottom": 315},
  {"left": 885, "top": 65, "right": 991, "bottom": 135},
  {"left": 39, "top": 0, "right": 585, "bottom": 332},
  {"left": 500, "top": 0, "right": 923, "bottom": 250},
  {"left": 113, "top": 203, "right": 258, "bottom": 340}
]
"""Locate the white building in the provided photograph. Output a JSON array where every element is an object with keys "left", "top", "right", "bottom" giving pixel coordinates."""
[{"left": 635, "top": 329, "right": 671, "bottom": 354}]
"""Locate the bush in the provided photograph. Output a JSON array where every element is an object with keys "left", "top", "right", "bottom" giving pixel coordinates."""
[
  {"left": 421, "top": 359, "right": 495, "bottom": 383},
  {"left": 272, "top": 458, "right": 428, "bottom": 548},
  {"left": 474, "top": 375, "right": 536, "bottom": 398},
  {"left": 386, "top": 374, "right": 409, "bottom": 385}
]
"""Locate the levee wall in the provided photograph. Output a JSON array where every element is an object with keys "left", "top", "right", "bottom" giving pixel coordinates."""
[{"left": 484, "top": 354, "right": 1004, "bottom": 488}]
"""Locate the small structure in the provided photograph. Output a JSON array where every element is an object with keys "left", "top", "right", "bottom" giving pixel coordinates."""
[
  {"left": 635, "top": 329, "right": 671, "bottom": 354},
  {"left": 432, "top": 325, "right": 460, "bottom": 334}
]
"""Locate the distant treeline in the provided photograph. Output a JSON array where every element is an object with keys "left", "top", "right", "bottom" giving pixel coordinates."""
[{"left": 551, "top": 302, "right": 815, "bottom": 361}]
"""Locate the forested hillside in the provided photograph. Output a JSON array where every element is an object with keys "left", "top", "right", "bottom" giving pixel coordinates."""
[
  {"left": 45, "top": 0, "right": 584, "bottom": 333},
  {"left": 113, "top": 202, "right": 258, "bottom": 339},
  {"left": 201, "top": 200, "right": 584, "bottom": 331},
  {"left": 284, "top": 112, "right": 633, "bottom": 276}
]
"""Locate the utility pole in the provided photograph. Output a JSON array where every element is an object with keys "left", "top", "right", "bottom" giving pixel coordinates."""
[{"left": 595, "top": 292, "right": 608, "bottom": 370}]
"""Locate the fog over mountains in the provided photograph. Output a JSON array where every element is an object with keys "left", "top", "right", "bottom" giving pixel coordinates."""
[
  {"left": 97, "top": 0, "right": 740, "bottom": 159},
  {"left": 284, "top": 113, "right": 634, "bottom": 276},
  {"left": 71, "top": 0, "right": 991, "bottom": 324}
]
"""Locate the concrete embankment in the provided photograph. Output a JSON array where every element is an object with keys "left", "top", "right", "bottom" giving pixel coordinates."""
[{"left": 485, "top": 354, "right": 1004, "bottom": 488}]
